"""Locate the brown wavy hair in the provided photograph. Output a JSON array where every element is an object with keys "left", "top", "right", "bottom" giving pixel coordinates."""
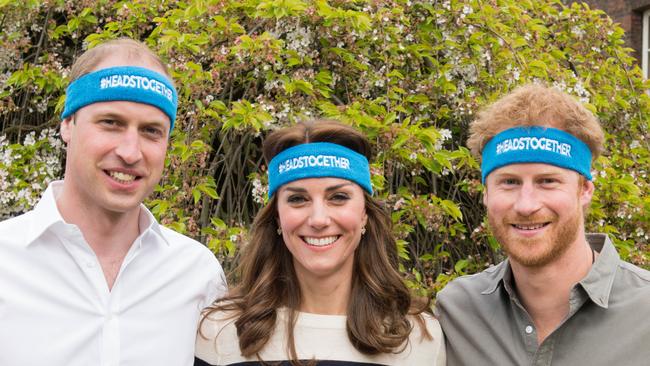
[
  {"left": 467, "top": 83, "right": 604, "bottom": 161},
  {"left": 200, "top": 120, "right": 431, "bottom": 364}
]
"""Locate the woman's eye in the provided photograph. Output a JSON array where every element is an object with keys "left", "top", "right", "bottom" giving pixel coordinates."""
[
  {"left": 287, "top": 195, "right": 307, "bottom": 204},
  {"left": 330, "top": 193, "right": 350, "bottom": 202}
]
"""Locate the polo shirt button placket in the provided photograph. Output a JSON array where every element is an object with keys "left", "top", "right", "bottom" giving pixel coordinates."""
[{"left": 525, "top": 325, "right": 534, "bottom": 334}]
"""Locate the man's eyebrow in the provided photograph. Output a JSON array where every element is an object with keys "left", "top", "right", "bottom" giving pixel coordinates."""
[
  {"left": 94, "top": 112, "right": 125, "bottom": 120},
  {"left": 140, "top": 120, "right": 168, "bottom": 129},
  {"left": 94, "top": 111, "right": 169, "bottom": 127}
]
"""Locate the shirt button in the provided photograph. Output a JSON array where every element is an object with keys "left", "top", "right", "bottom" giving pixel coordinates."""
[{"left": 525, "top": 325, "right": 534, "bottom": 334}]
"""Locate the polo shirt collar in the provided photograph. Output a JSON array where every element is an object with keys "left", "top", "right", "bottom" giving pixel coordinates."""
[
  {"left": 24, "top": 180, "right": 170, "bottom": 247},
  {"left": 479, "top": 234, "right": 619, "bottom": 309}
]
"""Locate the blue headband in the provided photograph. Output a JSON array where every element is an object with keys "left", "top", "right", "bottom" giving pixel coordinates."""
[
  {"left": 481, "top": 126, "right": 593, "bottom": 182},
  {"left": 268, "top": 142, "right": 373, "bottom": 197},
  {"left": 61, "top": 66, "right": 178, "bottom": 130}
]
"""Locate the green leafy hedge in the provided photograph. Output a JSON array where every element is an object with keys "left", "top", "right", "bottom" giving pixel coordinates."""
[{"left": 1, "top": 0, "right": 648, "bottom": 295}]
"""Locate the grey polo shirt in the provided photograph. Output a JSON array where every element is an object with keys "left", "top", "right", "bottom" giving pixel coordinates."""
[{"left": 435, "top": 234, "right": 650, "bottom": 366}]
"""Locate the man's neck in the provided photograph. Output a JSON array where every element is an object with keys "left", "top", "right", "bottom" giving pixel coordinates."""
[
  {"left": 56, "top": 183, "right": 141, "bottom": 290},
  {"left": 510, "top": 235, "right": 595, "bottom": 344}
]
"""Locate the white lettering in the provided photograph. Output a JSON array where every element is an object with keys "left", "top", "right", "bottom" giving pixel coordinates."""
[
  {"left": 495, "top": 137, "right": 572, "bottom": 157},
  {"left": 277, "top": 155, "right": 352, "bottom": 174},
  {"left": 99, "top": 74, "right": 173, "bottom": 102}
]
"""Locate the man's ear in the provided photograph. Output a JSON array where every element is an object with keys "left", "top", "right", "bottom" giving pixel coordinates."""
[
  {"left": 580, "top": 177, "right": 595, "bottom": 208},
  {"left": 60, "top": 116, "right": 73, "bottom": 144}
]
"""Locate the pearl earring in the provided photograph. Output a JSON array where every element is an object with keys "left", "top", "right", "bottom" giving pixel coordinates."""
[
  {"left": 277, "top": 227, "right": 282, "bottom": 235},
  {"left": 361, "top": 227, "right": 366, "bottom": 235}
]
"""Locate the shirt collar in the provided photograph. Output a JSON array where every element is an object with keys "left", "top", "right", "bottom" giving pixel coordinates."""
[
  {"left": 480, "top": 259, "right": 510, "bottom": 295},
  {"left": 24, "top": 180, "right": 170, "bottom": 247},
  {"left": 479, "top": 234, "right": 619, "bottom": 308},
  {"left": 138, "top": 202, "right": 170, "bottom": 246},
  {"left": 579, "top": 233, "right": 618, "bottom": 309},
  {"left": 25, "top": 181, "right": 67, "bottom": 246}
]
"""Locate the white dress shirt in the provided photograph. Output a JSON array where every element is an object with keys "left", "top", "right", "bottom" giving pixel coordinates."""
[{"left": 0, "top": 181, "right": 227, "bottom": 366}]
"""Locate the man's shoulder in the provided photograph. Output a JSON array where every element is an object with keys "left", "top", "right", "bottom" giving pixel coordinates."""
[
  {"left": 157, "top": 224, "right": 199, "bottom": 243},
  {"left": 436, "top": 260, "right": 508, "bottom": 308},
  {"left": 0, "top": 211, "right": 34, "bottom": 243},
  {"left": 154, "top": 225, "right": 226, "bottom": 294},
  {"left": 434, "top": 261, "right": 508, "bottom": 319},
  {"left": 617, "top": 259, "right": 650, "bottom": 285},
  {"left": 0, "top": 210, "right": 33, "bottom": 226},
  {"left": 159, "top": 225, "right": 210, "bottom": 253},
  {"left": 156, "top": 225, "right": 216, "bottom": 259}
]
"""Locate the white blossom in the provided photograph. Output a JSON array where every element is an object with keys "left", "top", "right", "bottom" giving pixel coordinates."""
[
  {"left": 0, "top": 128, "right": 63, "bottom": 219},
  {"left": 251, "top": 177, "right": 267, "bottom": 205},
  {"left": 571, "top": 26, "right": 585, "bottom": 38}
]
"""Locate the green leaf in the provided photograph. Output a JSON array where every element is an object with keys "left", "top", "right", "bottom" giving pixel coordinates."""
[
  {"left": 211, "top": 217, "right": 226, "bottom": 228},
  {"left": 192, "top": 188, "right": 201, "bottom": 205},
  {"left": 315, "top": 70, "right": 333, "bottom": 85},
  {"left": 199, "top": 185, "right": 219, "bottom": 199},
  {"left": 440, "top": 199, "right": 463, "bottom": 221},
  {"left": 454, "top": 259, "right": 469, "bottom": 274},
  {"left": 528, "top": 59, "right": 548, "bottom": 77}
]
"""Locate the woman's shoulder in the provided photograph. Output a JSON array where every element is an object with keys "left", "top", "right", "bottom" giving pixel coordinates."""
[
  {"left": 411, "top": 311, "right": 443, "bottom": 336},
  {"left": 195, "top": 308, "right": 242, "bottom": 365},
  {"left": 409, "top": 312, "right": 443, "bottom": 343},
  {"left": 400, "top": 312, "right": 446, "bottom": 366},
  {"left": 200, "top": 307, "right": 239, "bottom": 333}
]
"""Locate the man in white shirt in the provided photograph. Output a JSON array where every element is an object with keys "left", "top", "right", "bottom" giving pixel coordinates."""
[{"left": 0, "top": 38, "right": 226, "bottom": 366}]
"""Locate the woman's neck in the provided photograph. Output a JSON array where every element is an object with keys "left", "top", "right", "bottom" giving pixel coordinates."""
[{"left": 297, "top": 271, "right": 352, "bottom": 315}]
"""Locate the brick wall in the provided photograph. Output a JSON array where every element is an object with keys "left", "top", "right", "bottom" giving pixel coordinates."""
[{"left": 565, "top": 0, "right": 650, "bottom": 63}]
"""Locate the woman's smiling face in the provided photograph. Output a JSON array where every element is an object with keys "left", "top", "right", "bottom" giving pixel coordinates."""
[{"left": 276, "top": 177, "right": 367, "bottom": 282}]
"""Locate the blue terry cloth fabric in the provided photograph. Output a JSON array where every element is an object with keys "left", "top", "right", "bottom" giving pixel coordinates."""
[
  {"left": 268, "top": 142, "right": 373, "bottom": 198},
  {"left": 481, "top": 126, "right": 593, "bottom": 182},
  {"left": 61, "top": 66, "right": 178, "bottom": 130}
]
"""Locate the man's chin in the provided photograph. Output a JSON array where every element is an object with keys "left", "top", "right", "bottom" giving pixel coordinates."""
[
  {"left": 504, "top": 247, "right": 558, "bottom": 268},
  {"left": 500, "top": 233, "right": 575, "bottom": 268},
  {"left": 100, "top": 196, "right": 145, "bottom": 216}
]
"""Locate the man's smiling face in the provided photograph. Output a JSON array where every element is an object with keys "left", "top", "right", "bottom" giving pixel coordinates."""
[
  {"left": 483, "top": 163, "right": 594, "bottom": 268},
  {"left": 60, "top": 54, "right": 170, "bottom": 217}
]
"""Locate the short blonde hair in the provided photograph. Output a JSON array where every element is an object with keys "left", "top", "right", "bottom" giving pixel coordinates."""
[
  {"left": 69, "top": 38, "right": 171, "bottom": 83},
  {"left": 467, "top": 83, "right": 604, "bottom": 161}
]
